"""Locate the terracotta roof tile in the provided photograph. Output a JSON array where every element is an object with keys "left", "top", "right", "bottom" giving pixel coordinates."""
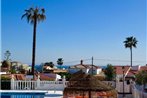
[
  {"left": 140, "top": 66, "right": 147, "bottom": 71},
  {"left": 114, "top": 66, "right": 130, "bottom": 75},
  {"left": 70, "top": 64, "right": 100, "bottom": 69}
]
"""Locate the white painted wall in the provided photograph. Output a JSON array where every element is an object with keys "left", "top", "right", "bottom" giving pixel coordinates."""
[{"left": 132, "top": 84, "right": 147, "bottom": 98}]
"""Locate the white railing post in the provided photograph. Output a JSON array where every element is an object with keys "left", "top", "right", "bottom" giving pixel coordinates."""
[
  {"left": 11, "top": 75, "right": 14, "bottom": 90},
  {"left": 37, "top": 75, "right": 40, "bottom": 89}
]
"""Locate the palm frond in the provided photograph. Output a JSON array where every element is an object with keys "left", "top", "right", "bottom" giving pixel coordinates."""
[
  {"left": 22, "top": 7, "right": 46, "bottom": 24},
  {"left": 41, "top": 8, "right": 45, "bottom": 13},
  {"left": 124, "top": 36, "right": 138, "bottom": 48}
]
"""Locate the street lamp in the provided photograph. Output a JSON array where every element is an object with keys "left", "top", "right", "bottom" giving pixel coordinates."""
[{"left": 122, "top": 66, "right": 125, "bottom": 98}]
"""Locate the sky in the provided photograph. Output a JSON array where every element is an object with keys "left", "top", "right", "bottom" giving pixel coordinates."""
[{"left": 1, "top": 0, "right": 146, "bottom": 66}]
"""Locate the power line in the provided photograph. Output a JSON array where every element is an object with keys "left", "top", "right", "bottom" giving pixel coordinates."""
[
  {"left": 63, "top": 58, "right": 146, "bottom": 65},
  {"left": 94, "top": 58, "right": 145, "bottom": 63}
]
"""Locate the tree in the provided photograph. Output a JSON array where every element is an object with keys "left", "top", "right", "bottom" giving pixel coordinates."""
[
  {"left": 58, "top": 72, "right": 71, "bottom": 81},
  {"left": 4, "top": 50, "right": 11, "bottom": 61},
  {"left": 135, "top": 70, "right": 147, "bottom": 85},
  {"left": 104, "top": 64, "right": 115, "bottom": 81},
  {"left": 124, "top": 36, "right": 138, "bottom": 67},
  {"left": 44, "top": 62, "right": 54, "bottom": 68},
  {"left": 57, "top": 58, "right": 63, "bottom": 69},
  {"left": 22, "top": 7, "right": 46, "bottom": 79}
]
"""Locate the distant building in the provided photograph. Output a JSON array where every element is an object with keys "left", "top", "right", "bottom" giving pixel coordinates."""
[
  {"left": 42, "top": 63, "right": 67, "bottom": 73},
  {"left": 114, "top": 65, "right": 147, "bottom": 82},
  {"left": 69, "top": 60, "right": 102, "bottom": 75}
]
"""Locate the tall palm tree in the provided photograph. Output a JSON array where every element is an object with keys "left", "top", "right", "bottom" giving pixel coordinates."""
[
  {"left": 21, "top": 7, "right": 46, "bottom": 79},
  {"left": 124, "top": 36, "right": 138, "bottom": 67},
  {"left": 57, "top": 58, "right": 63, "bottom": 69}
]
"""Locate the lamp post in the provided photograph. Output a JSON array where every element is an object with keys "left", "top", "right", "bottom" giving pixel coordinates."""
[{"left": 122, "top": 66, "right": 125, "bottom": 98}]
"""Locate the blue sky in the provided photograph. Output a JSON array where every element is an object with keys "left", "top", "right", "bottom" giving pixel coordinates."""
[{"left": 1, "top": 0, "right": 146, "bottom": 65}]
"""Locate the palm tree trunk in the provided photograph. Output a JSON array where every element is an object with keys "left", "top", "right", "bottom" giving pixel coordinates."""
[
  {"left": 130, "top": 47, "right": 132, "bottom": 67},
  {"left": 32, "top": 16, "right": 37, "bottom": 79}
]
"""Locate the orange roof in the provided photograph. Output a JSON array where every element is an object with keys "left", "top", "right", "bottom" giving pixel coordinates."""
[
  {"left": 140, "top": 66, "right": 147, "bottom": 71},
  {"left": 38, "top": 73, "right": 55, "bottom": 81},
  {"left": 114, "top": 66, "right": 130, "bottom": 75},
  {"left": 13, "top": 74, "right": 26, "bottom": 80},
  {"left": 70, "top": 64, "right": 100, "bottom": 69}
]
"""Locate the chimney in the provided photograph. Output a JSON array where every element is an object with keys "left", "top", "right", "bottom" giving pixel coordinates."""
[{"left": 80, "top": 60, "right": 83, "bottom": 65}]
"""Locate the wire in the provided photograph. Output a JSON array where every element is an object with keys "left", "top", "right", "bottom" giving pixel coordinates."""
[{"left": 63, "top": 58, "right": 146, "bottom": 65}]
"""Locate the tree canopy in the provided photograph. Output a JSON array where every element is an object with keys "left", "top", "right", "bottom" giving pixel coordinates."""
[
  {"left": 124, "top": 36, "right": 138, "bottom": 49},
  {"left": 104, "top": 64, "right": 115, "bottom": 81},
  {"left": 135, "top": 70, "right": 147, "bottom": 85}
]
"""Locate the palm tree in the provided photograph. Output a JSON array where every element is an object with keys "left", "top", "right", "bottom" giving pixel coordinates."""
[
  {"left": 57, "top": 58, "right": 63, "bottom": 69},
  {"left": 124, "top": 36, "right": 138, "bottom": 67},
  {"left": 4, "top": 50, "right": 11, "bottom": 61},
  {"left": 21, "top": 7, "right": 46, "bottom": 79}
]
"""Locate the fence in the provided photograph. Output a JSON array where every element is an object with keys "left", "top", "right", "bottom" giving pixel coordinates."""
[{"left": 11, "top": 75, "right": 68, "bottom": 90}]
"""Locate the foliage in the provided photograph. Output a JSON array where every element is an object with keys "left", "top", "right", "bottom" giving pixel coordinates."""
[
  {"left": 10, "top": 69, "right": 16, "bottom": 74},
  {"left": 44, "top": 62, "right": 54, "bottom": 68},
  {"left": 135, "top": 70, "right": 147, "bottom": 85},
  {"left": 19, "top": 69, "right": 26, "bottom": 74},
  {"left": 58, "top": 72, "right": 72, "bottom": 81},
  {"left": 104, "top": 64, "right": 115, "bottom": 81},
  {"left": 124, "top": 36, "right": 138, "bottom": 48},
  {"left": 57, "top": 58, "right": 63, "bottom": 69},
  {"left": 1, "top": 75, "right": 11, "bottom": 80},
  {"left": 21, "top": 7, "right": 46, "bottom": 24},
  {"left": 4, "top": 50, "right": 11, "bottom": 61},
  {"left": 2, "top": 60, "right": 11, "bottom": 67}
]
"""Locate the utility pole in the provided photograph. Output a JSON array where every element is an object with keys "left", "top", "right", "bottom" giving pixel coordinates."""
[
  {"left": 92, "top": 57, "right": 93, "bottom": 75},
  {"left": 122, "top": 66, "right": 125, "bottom": 98}
]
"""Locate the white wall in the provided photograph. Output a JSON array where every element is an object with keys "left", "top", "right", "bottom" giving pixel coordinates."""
[{"left": 132, "top": 84, "right": 147, "bottom": 98}]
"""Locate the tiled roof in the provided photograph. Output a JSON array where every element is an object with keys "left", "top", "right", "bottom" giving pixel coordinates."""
[
  {"left": 140, "top": 66, "right": 147, "bottom": 71},
  {"left": 38, "top": 73, "right": 56, "bottom": 80},
  {"left": 114, "top": 66, "right": 130, "bottom": 75},
  {"left": 13, "top": 74, "right": 25, "bottom": 80},
  {"left": 114, "top": 65, "right": 147, "bottom": 77},
  {"left": 70, "top": 64, "right": 100, "bottom": 69}
]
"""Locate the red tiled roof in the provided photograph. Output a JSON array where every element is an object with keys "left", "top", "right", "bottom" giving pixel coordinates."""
[
  {"left": 114, "top": 66, "right": 130, "bottom": 75},
  {"left": 140, "top": 66, "right": 147, "bottom": 71},
  {"left": 126, "top": 70, "right": 138, "bottom": 77},
  {"left": 13, "top": 74, "right": 25, "bottom": 80},
  {"left": 38, "top": 73, "right": 55, "bottom": 81},
  {"left": 70, "top": 64, "right": 100, "bottom": 69},
  {"left": 114, "top": 65, "right": 147, "bottom": 77}
]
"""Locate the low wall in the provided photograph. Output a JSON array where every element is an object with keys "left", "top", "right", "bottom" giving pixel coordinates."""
[{"left": 132, "top": 84, "right": 147, "bottom": 98}]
